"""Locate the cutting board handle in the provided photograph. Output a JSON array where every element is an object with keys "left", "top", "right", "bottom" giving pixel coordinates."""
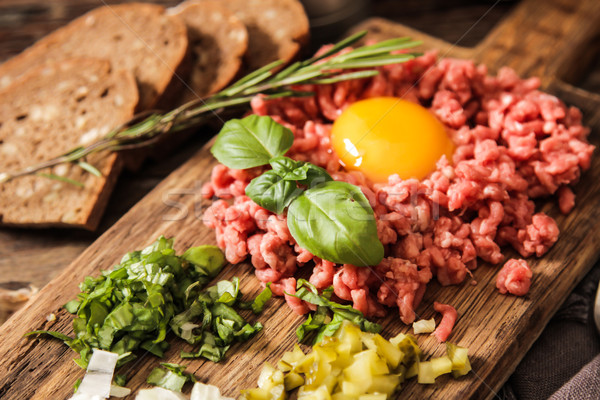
[{"left": 475, "top": 0, "right": 600, "bottom": 86}]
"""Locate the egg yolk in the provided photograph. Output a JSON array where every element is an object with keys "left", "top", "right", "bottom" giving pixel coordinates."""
[{"left": 330, "top": 97, "right": 454, "bottom": 183}]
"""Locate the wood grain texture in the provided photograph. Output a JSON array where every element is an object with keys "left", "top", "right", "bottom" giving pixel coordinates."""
[{"left": 1, "top": 0, "right": 600, "bottom": 399}]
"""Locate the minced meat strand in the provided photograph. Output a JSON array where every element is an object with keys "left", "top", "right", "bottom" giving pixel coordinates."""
[{"left": 432, "top": 301, "right": 458, "bottom": 342}]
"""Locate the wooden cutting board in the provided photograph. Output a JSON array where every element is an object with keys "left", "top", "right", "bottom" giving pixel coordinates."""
[{"left": 1, "top": 0, "right": 600, "bottom": 398}]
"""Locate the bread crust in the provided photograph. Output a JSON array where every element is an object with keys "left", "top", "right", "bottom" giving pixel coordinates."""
[
  {"left": 170, "top": 1, "right": 248, "bottom": 102},
  {"left": 0, "top": 3, "right": 188, "bottom": 111},
  {"left": 192, "top": 0, "right": 309, "bottom": 72},
  {"left": 0, "top": 58, "right": 138, "bottom": 230}
]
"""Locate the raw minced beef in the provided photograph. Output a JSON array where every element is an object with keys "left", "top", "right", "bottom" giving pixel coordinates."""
[
  {"left": 496, "top": 258, "right": 533, "bottom": 296},
  {"left": 201, "top": 50, "right": 594, "bottom": 328}
]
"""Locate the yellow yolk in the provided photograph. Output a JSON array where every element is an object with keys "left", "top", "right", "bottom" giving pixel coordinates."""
[{"left": 330, "top": 97, "right": 454, "bottom": 183}]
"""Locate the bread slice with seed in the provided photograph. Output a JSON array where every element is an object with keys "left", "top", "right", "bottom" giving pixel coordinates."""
[
  {"left": 0, "top": 58, "right": 138, "bottom": 230},
  {"left": 0, "top": 3, "right": 188, "bottom": 111},
  {"left": 168, "top": 1, "right": 248, "bottom": 103},
  {"left": 193, "top": 0, "right": 309, "bottom": 73}
]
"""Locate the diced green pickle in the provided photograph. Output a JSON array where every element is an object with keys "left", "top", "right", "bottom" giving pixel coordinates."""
[
  {"left": 284, "top": 372, "right": 305, "bottom": 391},
  {"left": 446, "top": 342, "right": 471, "bottom": 377},
  {"left": 242, "top": 321, "right": 471, "bottom": 399}
]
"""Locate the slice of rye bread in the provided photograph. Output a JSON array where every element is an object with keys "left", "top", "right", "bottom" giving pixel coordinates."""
[
  {"left": 168, "top": 1, "right": 248, "bottom": 103},
  {"left": 0, "top": 58, "right": 139, "bottom": 230},
  {"left": 193, "top": 0, "right": 309, "bottom": 73},
  {"left": 0, "top": 3, "right": 188, "bottom": 111}
]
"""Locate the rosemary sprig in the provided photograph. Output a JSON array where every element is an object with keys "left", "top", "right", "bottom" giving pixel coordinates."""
[{"left": 0, "top": 31, "right": 421, "bottom": 184}]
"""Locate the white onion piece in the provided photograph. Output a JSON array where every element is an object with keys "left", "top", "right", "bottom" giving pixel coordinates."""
[
  {"left": 413, "top": 317, "right": 436, "bottom": 334},
  {"left": 135, "top": 387, "right": 188, "bottom": 400},
  {"left": 69, "top": 349, "right": 119, "bottom": 400},
  {"left": 191, "top": 382, "right": 234, "bottom": 400},
  {"left": 110, "top": 385, "right": 132, "bottom": 397}
]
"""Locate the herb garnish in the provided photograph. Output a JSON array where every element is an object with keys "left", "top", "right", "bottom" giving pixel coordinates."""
[
  {"left": 0, "top": 33, "right": 420, "bottom": 184},
  {"left": 26, "top": 237, "right": 271, "bottom": 371},
  {"left": 147, "top": 363, "right": 197, "bottom": 392},
  {"left": 290, "top": 279, "right": 381, "bottom": 345},
  {"left": 211, "top": 115, "right": 384, "bottom": 267},
  {"left": 172, "top": 277, "right": 270, "bottom": 362}
]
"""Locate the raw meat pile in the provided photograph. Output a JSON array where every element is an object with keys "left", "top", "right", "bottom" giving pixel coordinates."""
[{"left": 201, "top": 50, "right": 594, "bottom": 326}]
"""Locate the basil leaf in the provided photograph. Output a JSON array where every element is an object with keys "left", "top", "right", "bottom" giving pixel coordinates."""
[
  {"left": 113, "top": 374, "right": 127, "bottom": 387},
  {"left": 298, "top": 164, "right": 333, "bottom": 188},
  {"left": 239, "top": 283, "right": 272, "bottom": 314},
  {"left": 211, "top": 115, "right": 294, "bottom": 169},
  {"left": 295, "top": 278, "right": 318, "bottom": 294},
  {"left": 26, "top": 237, "right": 227, "bottom": 372},
  {"left": 245, "top": 170, "right": 303, "bottom": 214},
  {"left": 296, "top": 305, "right": 328, "bottom": 343},
  {"left": 269, "top": 157, "right": 309, "bottom": 181},
  {"left": 291, "top": 281, "right": 382, "bottom": 341},
  {"left": 314, "top": 312, "right": 345, "bottom": 344},
  {"left": 250, "top": 283, "right": 272, "bottom": 314},
  {"left": 25, "top": 330, "right": 73, "bottom": 343},
  {"left": 287, "top": 181, "right": 384, "bottom": 266},
  {"left": 147, "top": 364, "right": 190, "bottom": 392},
  {"left": 181, "top": 245, "right": 225, "bottom": 278},
  {"left": 269, "top": 156, "right": 332, "bottom": 186},
  {"left": 64, "top": 300, "right": 80, "bottom": 314}
]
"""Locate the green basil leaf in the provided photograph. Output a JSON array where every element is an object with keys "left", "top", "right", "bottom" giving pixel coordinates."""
[
  {"left": 141, "top": 340, "right": 169, "bottom": 357},
  {"left": 113, "top": 374, "right": 127, "bottom": 387},
  {"left": 269, "top": 157, "right": 309, "bottom": 181},
  {"left": 314, "top": 312, "right": 345, "bottom": 344},
  {"left": 64, "top": 300, "right": 80, "bottom": 314},
  {"left": 73, "top": 379, "right": 82, "bottom": 393},
  {"left": 246, "top": 170, "right": 303, "bottom": 214},
  {"left": 269, "top": 156, "right": 332, "bottom": 186},
  {"left": 181, "top": 245, "right": 225, "bottom": 278},
  {"left": 295, "top": 278, "right": 318, "bottom": 294},
  {"left": 147, "top": 365, "right": 189, "bottom": 392},
  {"left": 287, "top": 181, "right": 384, "bottom": 266},
  {"left": 296, "top": 306, "right": 328, "bottom": 343},
  {"left": 25, "top": 330, "right": 73, "bottom": 343},
  {"left": 292, "top": 281, "right": 382, "bottom": 339},
  {"left": 298, "top": 164, "right": 333, "bottom": 188},
  {"left": 251, "top": 283, "right": 272, "bottom": 314},
  {"left": 211, "top": 115, "right": 294, "bottom": 169}
]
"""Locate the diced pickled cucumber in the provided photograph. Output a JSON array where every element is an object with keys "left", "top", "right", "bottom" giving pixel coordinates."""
[
  {"left": 353, "top": 350, "right": 389, "bottom": 375},
  {"left": 417, "top": 356, "right": 452, "bottom": 384},
  {"left": 343, "top": 360, "right": 373, "bottom": 390},
  {"left": 389, "top": 333, "right": 421, "bottom": 365},
  {"left": 298, "top": 384, "right": 332, "bottom": 400},
  {"left": 341, "top": 380, "right": 366, "bottom": 397},
  {"left": 247, "top": 363, "right": 286, "bottom": 400},
  {"left": 368, "top": 374, "right": 401, "bottom": 395},
  {"left": 445, "top": 342, "right": 472, "bottom": 377},
  {"left": 239, "top": 387, "right": 272, "bottom": 400},
  {"left": 405, "top": 362, "right": 418, "bottom": 379},
  {"left": 332, "top": 393, "right": 357, "bottom": 400},
  {"left": 279, "top": 344, "right": 306, "bottom": 371},
  {"left": 242, "top": 321, "right": 471, "bottom": 399},
  {"left": 373, "top": 334, "right": 403, "bottom": 369},
  {"left": 358, "top": 395, "right": 387, "bottom": 400},
  {"left": 335, "top": 322, "right": 363, "bottom": 353},
  {"left": 284, "top": 372, "right": 305, "bottom": 391},
  {"left": 452, "top": 357, "right": 472, "bottom": 378}
]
